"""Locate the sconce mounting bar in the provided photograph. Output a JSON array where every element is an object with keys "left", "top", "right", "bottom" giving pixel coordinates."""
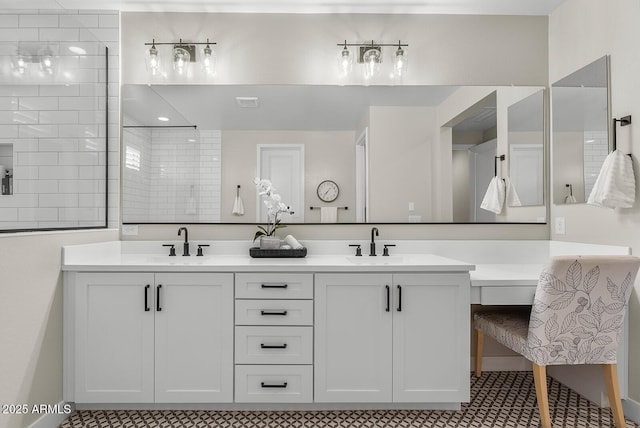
[
  {"left": 144, "top": 39, "right": 217, "bottom": 46},
  {"left": 336, "top": 40, "right": 408, "bottom": 47}
]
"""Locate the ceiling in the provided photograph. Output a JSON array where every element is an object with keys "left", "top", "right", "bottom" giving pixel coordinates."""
[
  {"left": 2, "top": 0, "right": 567, "bottom": 15},
  {"left": 122, "top": 84, "right": 458, "bottom": 131}
]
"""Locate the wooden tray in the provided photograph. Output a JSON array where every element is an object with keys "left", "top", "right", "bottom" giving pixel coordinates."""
[{"left": 249, "top": 247, "right": 307, "bottom": 258}]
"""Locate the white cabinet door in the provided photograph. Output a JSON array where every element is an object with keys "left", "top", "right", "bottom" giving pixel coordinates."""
[
  {"left": 392, "top": 274, "right": 470, "bottom": 402},
  {"left": 155, "top": 273, "right": 234, "bottom": 403},
  {"left": 74, "top": 273, "right": 155, "bottom": 403},
  {"left": 314, "top": 273, "right": 393, "bottom": 402}
]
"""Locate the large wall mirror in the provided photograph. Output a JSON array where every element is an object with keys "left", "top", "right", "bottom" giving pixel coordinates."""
[
  {"left": 122, "top": 84, "right": 546, "bottom": 224},
  {"left": 552, "top": 56, "right": 609, "bottom": 205}
]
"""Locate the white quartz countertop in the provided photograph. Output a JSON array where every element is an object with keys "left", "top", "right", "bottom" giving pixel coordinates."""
[
  {"left": 62, "top": 251, "right": 475, "bottom": 273},
  {"left": 470, "top": 264, "right": 543, "bottom": 287}
]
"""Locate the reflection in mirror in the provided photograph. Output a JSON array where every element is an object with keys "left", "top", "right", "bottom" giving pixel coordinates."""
[
  {"left": 508, "top": 89, "right": 544, "bottom": 206},
  {"left": 552, "top": 56, "right": 609, "bottom": 205},
  {"left": 121, "top": 84, "right": 546, "bottom": 224}
]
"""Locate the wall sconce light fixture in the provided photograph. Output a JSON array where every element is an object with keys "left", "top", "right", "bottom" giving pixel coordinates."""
[
  {"left": 11, "top": 45, "right": 58, "bottom": 77},
  {"left": 144, "top": 38, "right": 217, "bottom": 78},
  {"left": 336, "top": 40, "right": 408, "bottom": 80}
]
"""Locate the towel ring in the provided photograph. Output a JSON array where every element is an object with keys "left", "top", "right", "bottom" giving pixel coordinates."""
[{"left": 612, "top": 116, "right": 632, "bottom": 158}]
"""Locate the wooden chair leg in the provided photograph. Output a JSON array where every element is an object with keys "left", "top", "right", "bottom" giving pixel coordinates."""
[
  {"left": 474, "top": 329, "right": 484, "bottom": 378},
  {"left": 603, "top": 364, "right": 626, "bottom": 428},
  {"left": 532, "top": 363, "right": 552, "bottom": 428}
]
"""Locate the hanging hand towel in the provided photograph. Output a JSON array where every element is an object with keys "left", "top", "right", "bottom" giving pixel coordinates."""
[
  {"left": 232, "top": 186, "right": 245, "bottom": 216},
  {"left": 320, "top": 206, "right": 338, "bottom": 223},
  {"left": 504, "top": 177, "right": 522, "bottom": 207},
  {"left": 480, "top": 177, "right": 506, "bottom": 214},
  {"left": 587, "top": 150, "right": 636, "bottom": 209},
  {"left": 564, "top": 194, "right": 577, "bottom": 204}
]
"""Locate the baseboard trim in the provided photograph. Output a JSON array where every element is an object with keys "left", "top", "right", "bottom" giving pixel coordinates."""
[
  {"left": 470, "top": 356, "right": 531, "bottom": 372},
  {"left": 623, "top": 397, "right": 640, "bottom": 425},
  {"left": 28, "top": 402, "right": 74, "bottom": 428}
]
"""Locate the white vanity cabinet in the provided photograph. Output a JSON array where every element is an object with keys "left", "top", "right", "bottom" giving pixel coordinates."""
[
  {"left": 66, "top": 272, "right": 233, "bottom": 403},
  {"left": 314, "top": 273, "right": 470, "bottom": 403}
]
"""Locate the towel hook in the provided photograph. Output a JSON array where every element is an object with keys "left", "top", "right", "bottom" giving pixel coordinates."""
[
  {"left": 494, "top": 154, "right": 505, "bottom": 177},
  {"left": 612, "top": 115, "right": 632, "bottom": 157}
]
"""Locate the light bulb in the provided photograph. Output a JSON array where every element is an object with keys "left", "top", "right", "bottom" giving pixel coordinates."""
[
  {"left": 337, "top": 44, "right": 353, "bottom": 78},
  {"left": 173, "top": 47, "right": 190, "bottom": 76},
  {"left": 14, "top": 54, "right": 27, "bottom": 75},
  {"left": 40, "top": 50, "right": 54, "bottom": 75},
  {"left": 363, "top": 48, "right": 380, "bottom": 79},
  {"left": 201, "top": 43, "right": 216, "bottom": 76},
  {"left": 393, "top": 45, "right": 408, "bottom": 78},
  {"left": 147, "top": 41, "right": 160, "bottom": 76}
]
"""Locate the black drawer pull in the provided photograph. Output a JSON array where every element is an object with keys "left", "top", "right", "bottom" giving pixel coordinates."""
[
  {"left": 385, "top": 285, "right": 390, "bottom": 312},
  {"left": 144, "top": 284, "right": 151, "bottom": 312},
  {"left": 260, "top": 343, "right": 288, "bottom": 349},
  {"left": 397, "top": 285, "right": 402, "bottom": 312},
  {"left": 261, "top": 310, "right": 288, "bottom": 316},
  {"left": 156, "top": 284, "right": 162, "bottom": 312},
  {"left": 261, "top": 283, "right": 288, "bottom": 289},
  {"left": 261, "top": 382, "right": 288, "bottom": 388}
]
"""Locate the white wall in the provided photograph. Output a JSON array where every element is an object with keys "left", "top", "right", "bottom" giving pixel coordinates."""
[
  {"left": 549, "top": 0, "right": 640, "bottom": 406},
  {"left": 121, "top": 12, "right": 548, "bottom": 86},
  {"left": 220, "top": 130, "right": 356, "bottom": 223}
]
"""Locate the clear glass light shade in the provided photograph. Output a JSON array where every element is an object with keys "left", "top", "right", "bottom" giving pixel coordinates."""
[
  {"left": 147, "top": 45, "right": 161, "bottom": 76},
  {"left": 201, "top": 44, "right": 216, "bottom": 76},
  {"left": 363, "top": 48, "right": 381, "bottom": 79},
  {"left": 13, "top": 54, "right": 28, "bottom": 75},
  {"left": 337, "top": 46, "right": 353, "bottom": 78},
  {"left": 173, "top": 47, "right": 190, "bottom": 76},
  {"left": 393, "top": 46, "right": 408, "bottom": 78},
  {"left": 39, "top": 52, "right": 54, "bottom": 75}
]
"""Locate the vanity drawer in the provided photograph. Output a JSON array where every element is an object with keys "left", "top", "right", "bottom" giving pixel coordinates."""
[
  {"left": 235, "top": 326, "right": 312, "bottom": 364},
  {"left": 480, "top": 286, "right": 536, "bottom": 305},
  {"left": 235, "top": 299, "right": 313, "bottom": 326},
  {"left": 235, "top": 365, "right": 312, "bottom": 403},
  {"left": 235, "top": 273, "right": 313, "bottom": 299}
]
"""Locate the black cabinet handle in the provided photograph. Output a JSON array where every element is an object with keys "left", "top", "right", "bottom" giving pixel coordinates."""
[
  {"left": 261, "top": 283, "right": 288, "bottom": 289},
  {"left": 260, "top": 310, "right": 288, "bottom": 316},
  {"left": 156, "top": 284, "right": 162, "bottom": 311},
  {"left": 397, "top": 285, "right": 402, "bottom": 312},
  {"left": 260, "top": 343, "right": 288, "bottom": 349},
  {"left": 144, "top": 284, "right": 150, "bottom": 312},
  {"left": 261, "top": 382, "right": 288, "bottom": 388},
  {"left": 385, "top": 285, "right": 390, "bottom": 312}
]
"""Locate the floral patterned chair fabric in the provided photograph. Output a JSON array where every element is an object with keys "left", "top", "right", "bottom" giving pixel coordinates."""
[{"left": 474, "top": 255, "right": 640, "bottom": 428}]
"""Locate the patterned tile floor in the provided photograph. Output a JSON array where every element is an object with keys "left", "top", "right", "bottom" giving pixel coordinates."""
[{"left": 61, "top": 372, "right": 640, "bottom": 427}]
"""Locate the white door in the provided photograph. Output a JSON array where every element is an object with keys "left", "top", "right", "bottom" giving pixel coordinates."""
[
  {"left": 392, "top": 274, "right": 470, "bottom": 402},
  {"left": 469, "top": 139, "right": 497, "bottom": 222},
  {"left": 155, "top": 273, "right": 234, "bottom": 403},
  {"left": 355, "top": 128, "right": 369, "bottom": 223},
  {"left": 509, "top": 144, "right": 544, "bottom": 206},
  {"left": 257, "top": 144, "right": 304, "bottom": 223},
  {"left": 74, "top": 273, "right": 155, "bottom": 403},
  {"left": 314, "top": 273, "right": 393, "bottom": 402}
]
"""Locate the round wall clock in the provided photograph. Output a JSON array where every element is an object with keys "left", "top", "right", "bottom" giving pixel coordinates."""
[{"left": 317, "top": 180, "right": 339, "bottom": 202}]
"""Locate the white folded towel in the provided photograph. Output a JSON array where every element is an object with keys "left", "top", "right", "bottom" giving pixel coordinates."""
[
  {"left": 504, "top": 177, "right": 521, "bottom": 207},
  {"left": 587, "top": 150, "right": 636, "bottom": 209},
  {"left": 284, "top": 234, "right": 304, "bottom": 250},
  {"left": 232, "top": 189, "right": 245, "bottom": 216},
  {"left": 320, "top": 206, "right": 338, "bottom": 223},
  {"left": 480, "top": 176, "right": 506, "bottom": 214}
]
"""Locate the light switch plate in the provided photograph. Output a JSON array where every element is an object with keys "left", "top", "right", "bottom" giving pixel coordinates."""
[{"left": 554, "top": 217, "right": 565, "bottom": 235}]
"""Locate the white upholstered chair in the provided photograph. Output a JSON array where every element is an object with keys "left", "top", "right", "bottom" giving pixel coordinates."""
[{"left": 474, "top": 255, "right": 640, "bottom": 428}]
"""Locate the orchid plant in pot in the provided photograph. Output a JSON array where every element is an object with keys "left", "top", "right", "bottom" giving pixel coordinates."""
[{"left": 254, "top": 178, "right": 294, "bottom": 249}]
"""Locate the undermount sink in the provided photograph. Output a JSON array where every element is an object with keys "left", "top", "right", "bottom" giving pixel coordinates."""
[
  {"left": 346, "top": 255, "right": 405, "bottom": 265},
  {"left": 149, "top": 256, "right": 214, "bottom": 264}
]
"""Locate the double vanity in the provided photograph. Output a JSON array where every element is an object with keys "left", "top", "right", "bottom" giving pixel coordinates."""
[{"left": 62, "top": 238, "right": 630, "bottom": 409}]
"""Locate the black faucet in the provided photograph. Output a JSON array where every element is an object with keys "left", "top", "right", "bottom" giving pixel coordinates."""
[
  {"left": 178, "top": 227, "right": 190, "bottom": 256},
  {"left": 370, "top": 227, "right": 379, "bottom": 256}
]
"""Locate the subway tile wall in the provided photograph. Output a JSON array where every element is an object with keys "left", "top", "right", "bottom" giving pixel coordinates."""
[
  {"left": 121, "top": 128, "right": 221, "bottom": 223},
  {"left": 583, "top": 130, "right": 608, "bottom": 200},
  {"left": 0, "top": 9, "right": 119, "bottom": 231}
]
